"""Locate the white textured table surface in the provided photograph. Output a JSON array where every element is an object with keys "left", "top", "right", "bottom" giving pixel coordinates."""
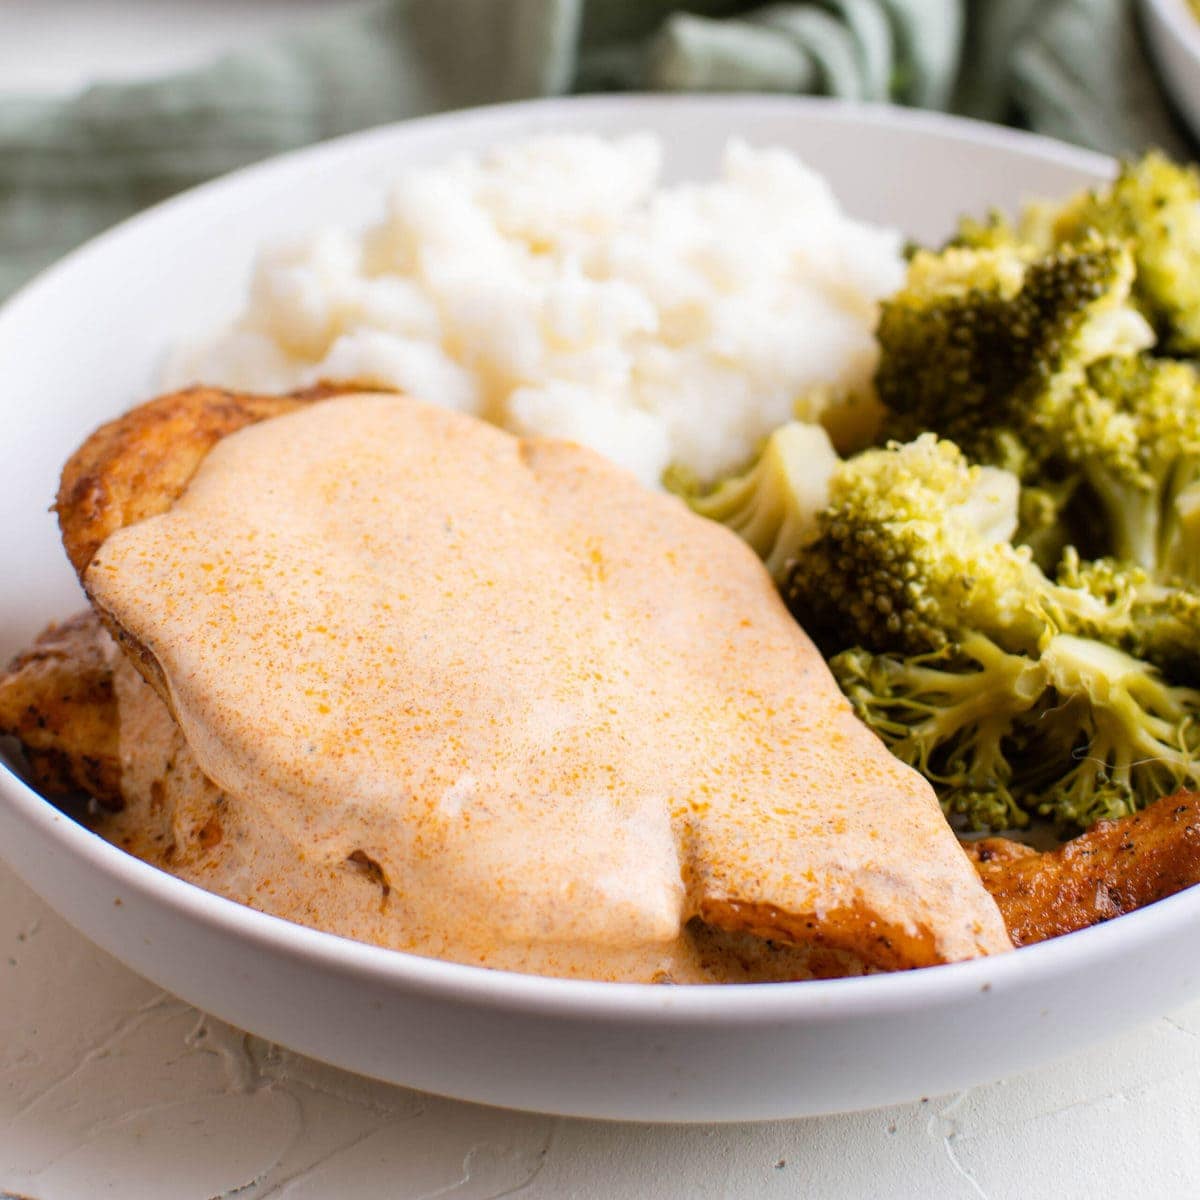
[
  {"left": 4, "top": 4, "right": 1200, "bottom": 1196},
  {"left": 5, "top": 858, "right": 1200, "bottom": 1199}
]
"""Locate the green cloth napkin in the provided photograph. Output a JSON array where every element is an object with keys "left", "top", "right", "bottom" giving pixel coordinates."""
[{"left": 0, "top": 0, "right": 1191, "bottom": 300}]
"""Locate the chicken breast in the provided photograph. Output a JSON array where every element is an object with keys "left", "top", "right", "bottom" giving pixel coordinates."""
[
  {"left": 965, "top": 795, "right": 1200, "bottom": 946},
  {"left": 0, "top": 612, "right": 123, "bottom": 807},
  {"left": 48, "top": 388, "right": 1012, "bottom": 979}
]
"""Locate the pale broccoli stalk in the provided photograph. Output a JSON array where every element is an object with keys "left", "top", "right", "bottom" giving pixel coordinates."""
[
  {"left": 686, "top": 422, "right": 840, "bottom": 582},
  {"left": 833, "top": 628, "right": 1200, "bottom": 833},
  {"left": 833, "top": 632, "right": 1045, "bottom": 830},
  {"left": 1162, "top": 481, "right": 1200, "bottom": 587},
  {"left": 1029, "top": 635, "right": 1200, "bottom": 829}
]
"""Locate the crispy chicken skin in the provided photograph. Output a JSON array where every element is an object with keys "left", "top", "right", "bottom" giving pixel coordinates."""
[
  {"left": 55, "top": 384, "right": 361, "bottom": 706},
  {"left": 5, "top": 611, "right": 1199, "bottom": 952},
  {"left": 964, "top": 796, "right": 1200, "bottom": 946},
  {"left": 0, "top": 613, "right": 122, "bottom": 807},
  {"left": 56, "top": 385, "right": 365, "bottom": 579},
  {"left": 58, "top": 387, "right": 305, "bottom": 579}
]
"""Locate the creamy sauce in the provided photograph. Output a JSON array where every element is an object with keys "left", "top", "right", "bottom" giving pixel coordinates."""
[{"left": 86, "top": 394, "right": 1010, "bottom": 980}]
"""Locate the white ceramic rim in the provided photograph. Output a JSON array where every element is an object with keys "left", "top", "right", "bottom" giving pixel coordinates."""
[
  {"left": 1, "top": 92, "right": 1179, "bottom": 1028},
  {"left": 1143, "top": 0, "right": 1200, "bottom": 67}
]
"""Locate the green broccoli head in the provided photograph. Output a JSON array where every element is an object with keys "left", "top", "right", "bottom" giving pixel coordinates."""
[
  {"left": 876, "top": 226, "right": 1200, "bottom": 587},
  {"left": 952, "top": 153, "right": 1200, "bottom": 355},
  {"left": 832, "top": 632, "right": 1044, "bottom": 830},
  {"left": 875, "top": 239, "right": 1153, "bottom": 476},
  {"left": 685, "top": 422, "right": 840, "bottom": 582},
  {"left": 1030, "top": 549, "right": 1200, "bottom": 688},
  {"left": 950, "top": 198, "right": 1063, "bottom": 257},
  {"left": 782, "top": 435, "right": 1119, "bottom": 658},
  {"left": 773, "top": 153, "right": 1200, "bottom": 834},
  {"left": 1054, "top": 152, "right": 1200, "bottom": 355},
  {"left": 1065, "top": 355, "right": 1200, "bottom": 580}
]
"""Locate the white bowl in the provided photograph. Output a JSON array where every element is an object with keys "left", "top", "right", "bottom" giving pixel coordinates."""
[
  {"left": 5, "top": 95, "right": 1195, "bottom": 1124},
  {"left": 1142, "top": 0, "right": 1200, "bottom": 141}
]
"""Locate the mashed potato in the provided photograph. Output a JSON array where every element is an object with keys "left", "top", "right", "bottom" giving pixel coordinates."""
[{"left": 168, "top": 134, "right": 904, "bottom": 487}]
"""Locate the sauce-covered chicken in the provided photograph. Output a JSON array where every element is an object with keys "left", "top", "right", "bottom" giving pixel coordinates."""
[{"left": 56, "top": 390, "right": 1010, "bottom": 980}]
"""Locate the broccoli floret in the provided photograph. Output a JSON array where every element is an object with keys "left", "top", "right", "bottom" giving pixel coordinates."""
[
  {"left": 951, "top": 199, "right": 1062, "bottom": 258},
  {"left": 813, "top": 160, "right": 1200, "bottom": 829},
  {"left": 875, "top": 240, "right": 1154, "bottom": 476},
  {"left": 782, "top": 435, "right": 1120, "bottom": 658},
  {"left": 781, "top": 436, "right": 1200, "bottom": 832},
  {"left": 832, "top": 632, "right": 1045, "bottom": 830},
  {"left": 1016, "top": 477, "right": 1086, "bottom": 571},
  {"left": 833, "top": 630, "right": 1200, "bottom": 833},
  {"left": 1064, "top": 355, "right": 1200, "bottom": 579},
  {"left": 1053, "top": 153, "right": 1200, "bottom": 355},
  {"left": 1130, "top": 584, "right": 1200, "bottom": 686},
  {"left": 1057, "top": 551, "right": 1200, "bottom": 686},
  {"left": 1027, "top": 635, "right": 1200, "bottom": 828},
  {"left": 685, "top": 422, "right": 840, "bottom": 582},
  {"left": 950, "top": 154, "right": 1200, "bottom": 355},
  {"left": 874, "top": 235, "right": 1200, "bottom": 581}
]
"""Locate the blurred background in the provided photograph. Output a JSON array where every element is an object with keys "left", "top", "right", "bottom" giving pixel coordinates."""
[{"left": 0, "top": 0, "right": 1192, "bottom": 300}]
